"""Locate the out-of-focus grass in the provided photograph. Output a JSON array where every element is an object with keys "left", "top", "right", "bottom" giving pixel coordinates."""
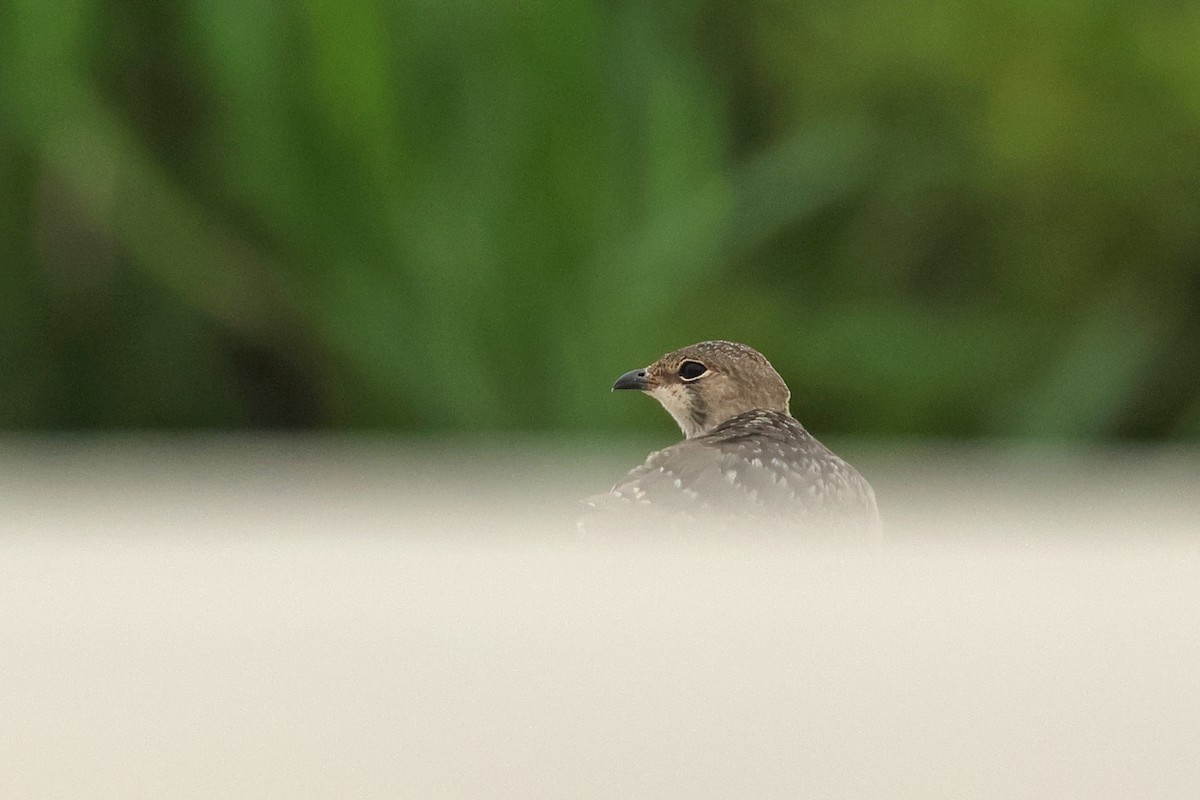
[{"left": 1, "top": 1, "right": 1198, "bottom": 438}]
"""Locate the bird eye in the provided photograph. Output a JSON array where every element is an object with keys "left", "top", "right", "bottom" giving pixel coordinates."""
[{"left": 678, "top": 360, "right": 708, "bottom": 381}]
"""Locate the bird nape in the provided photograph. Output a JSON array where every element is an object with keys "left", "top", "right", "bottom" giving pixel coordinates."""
[{"left": 581, "top": 340, "right": 880, "bottom": 536}]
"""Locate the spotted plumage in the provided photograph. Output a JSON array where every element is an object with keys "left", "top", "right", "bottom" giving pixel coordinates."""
[{"left": 584, "top": 341, "right": 880, "bottom": 534}]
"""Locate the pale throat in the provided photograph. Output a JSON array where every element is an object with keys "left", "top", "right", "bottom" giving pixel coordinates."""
[{"left": 648, "top": 385, "right": 709, "bottom": 439}]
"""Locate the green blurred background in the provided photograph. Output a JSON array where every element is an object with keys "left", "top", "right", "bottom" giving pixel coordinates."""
[{"left": 2, "top": 0, "right": 1198, "bottom": 439}]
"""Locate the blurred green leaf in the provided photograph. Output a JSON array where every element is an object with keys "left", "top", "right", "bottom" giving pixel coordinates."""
[{"left": 0, "top": 0, "right": 1197, "bottom": 439}]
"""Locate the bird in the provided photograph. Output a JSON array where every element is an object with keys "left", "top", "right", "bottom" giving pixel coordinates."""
[{"left": 582, "top": 340, "right": 880, "bottom": 535}]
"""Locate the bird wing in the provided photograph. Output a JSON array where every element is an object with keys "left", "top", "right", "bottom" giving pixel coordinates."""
[
  {"left": 608, "top": 435, "right": 868, "bottom": 515},
  {"left": 581, "top": 410, "right": 879, "bottom": 534}
]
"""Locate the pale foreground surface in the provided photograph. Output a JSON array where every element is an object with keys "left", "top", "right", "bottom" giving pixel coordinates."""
[{"left": 2, "top": 438, "right": 1198, "bottom": 799}]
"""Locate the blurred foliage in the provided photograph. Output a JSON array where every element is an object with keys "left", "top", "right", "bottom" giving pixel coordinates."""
[{"left": 1, "top": 0, "right": 1199, "bottom": 438}]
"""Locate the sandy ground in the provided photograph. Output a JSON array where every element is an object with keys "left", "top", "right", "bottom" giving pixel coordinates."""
[{"left": 2, "top": 438, "right": 1198, "bottom": 798}]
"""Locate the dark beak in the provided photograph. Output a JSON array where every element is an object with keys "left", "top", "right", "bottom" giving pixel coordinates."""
[{"left": 612, "top": 368, "right": 649, "bottom": 391}]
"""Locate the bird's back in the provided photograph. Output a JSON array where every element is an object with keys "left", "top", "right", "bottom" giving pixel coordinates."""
[{"left": 589, "top": 409, "right": 880, "bottom": 535}]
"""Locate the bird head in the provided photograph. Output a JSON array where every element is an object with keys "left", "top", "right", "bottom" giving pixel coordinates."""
[{"left": 612, "top": 340, "right": 792, "bottom": 438}]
